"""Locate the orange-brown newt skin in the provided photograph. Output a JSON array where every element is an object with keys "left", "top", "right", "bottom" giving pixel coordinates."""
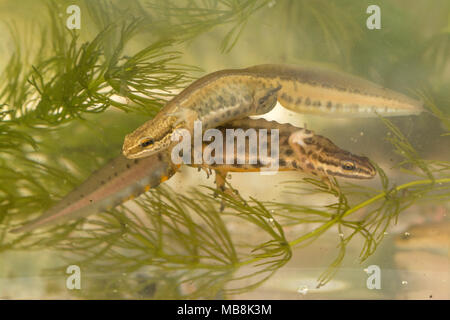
[{"left": 12, "top": 118, "right": 376, "bottom": 233}]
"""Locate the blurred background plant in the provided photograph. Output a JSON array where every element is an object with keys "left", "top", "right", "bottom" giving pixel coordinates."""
[{"left": 0, "top": 0, "right": 448, "bottom": 299}]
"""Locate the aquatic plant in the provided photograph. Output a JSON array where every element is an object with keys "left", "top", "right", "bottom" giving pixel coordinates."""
[{"left": 0, "top": 0, "right": 449, "bottom": 298}]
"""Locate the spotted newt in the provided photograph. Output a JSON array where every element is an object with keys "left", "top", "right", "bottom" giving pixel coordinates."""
[{"left": 12, "top": 118, "right": 375, "bottom": 233}]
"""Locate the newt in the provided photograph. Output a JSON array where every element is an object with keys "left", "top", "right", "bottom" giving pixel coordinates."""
[
  {"left": 122, "top": 64, "right": 423, "bottom": 159},
  {"left": 12, "top": 118, "right": 375, "bottom": 233}
]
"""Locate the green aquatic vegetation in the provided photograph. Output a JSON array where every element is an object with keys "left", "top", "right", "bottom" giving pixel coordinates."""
[
  {"left": 1, "top": 0, "right": 449, "bottom": 298},
  {"left": 144, "top": 0, "right": 272, "bottom": 53}
]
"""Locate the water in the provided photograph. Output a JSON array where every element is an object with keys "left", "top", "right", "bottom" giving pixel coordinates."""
[{"left": 0, "top": 0, "right": 448, "bottom": 300}]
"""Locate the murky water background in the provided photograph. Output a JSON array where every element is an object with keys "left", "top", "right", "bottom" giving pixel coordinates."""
[{"left": 0, "top": 0, "right": 448, "bottom": 299}]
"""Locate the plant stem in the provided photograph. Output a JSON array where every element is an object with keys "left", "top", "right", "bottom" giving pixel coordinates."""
[{"left": 237, "top": 177, "right": 450, "bottom": 268}]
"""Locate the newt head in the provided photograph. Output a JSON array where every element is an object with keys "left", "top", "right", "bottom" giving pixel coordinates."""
[
  {"left": 123, "top": 105, "right": 199, "bottom": 159},
  {"left": 289, "top": 129, "right": 377, "bottom": 179},
  {"left": 123, "top": 112, "right": 179, "bottom": 159}
]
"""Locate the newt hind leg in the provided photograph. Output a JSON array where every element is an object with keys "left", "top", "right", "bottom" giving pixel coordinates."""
[{"left": 213, "top": 169, "right": 240, "bottom": 211}]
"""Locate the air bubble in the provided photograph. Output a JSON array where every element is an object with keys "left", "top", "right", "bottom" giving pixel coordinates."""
[
  {"left": 401, "top": 280, "right": 408, "bottom": 285},
  {"left": 297, "top": 285, "right": 309, "bottom": 295}
]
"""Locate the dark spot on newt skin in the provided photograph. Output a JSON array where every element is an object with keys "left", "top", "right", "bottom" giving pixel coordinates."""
[
  {"left": 230, "top": 96, "right": 236, "bottom": 105},
  {"left": 304, "top": 138, "right": 313, "bottom": 145},
  {"left": 295, "top": 97, "right": 302, "bottom": 105},
  {"left": 284, "top": 149, "right": 294, "bottom": 156},
  {"left": 134, "top": 159, "right": 139, "bottom": 164},
  {"left": 126, "top": 164, "right": 131, "bottom": 169},
  {"left": 281, "top": 93, "right": 293, "bottom": 103},
  {"left": 305, "top": 98, "right": 311, "bottom": 106},
  {"left": 307, "top": 163, "right": 315, "bottom": 170},
  {"left": 101, "top": 180, "right": 105, "bottom": 185},
  {"left": 297, "top": 145, "right": 306, "bottom": 154},
  {"left": 292, "top": 161, "right": 298, "bottom": 168},
  {"left": 114, "top": 172, "right": 118, "bottom": 177},
  {"left": 233, "top": 110, "right": 240, "bottom": 116},
  {"left": 327, "top": 101, "right": 332, "bottom": 108},
  {"left": 157, "top": 153, "right": 163, "bottom": 161},
  {"left": 226, "top": 110, "right": 231, "bottom": 116},
  {"left": 279, "top": 159, "right": 286, "bottom": 166}
]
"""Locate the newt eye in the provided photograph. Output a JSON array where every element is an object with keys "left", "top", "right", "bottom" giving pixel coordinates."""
[
  {"left": 140, "top": 138, "right": 154, "bottom": 148},
  {"left": 342, "top": 161, "right": 355, "bottom": 171}
]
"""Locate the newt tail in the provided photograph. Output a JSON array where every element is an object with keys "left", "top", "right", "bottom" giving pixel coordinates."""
[{"left": 11, "top": 152, "right": 177, "bottom": 233}]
